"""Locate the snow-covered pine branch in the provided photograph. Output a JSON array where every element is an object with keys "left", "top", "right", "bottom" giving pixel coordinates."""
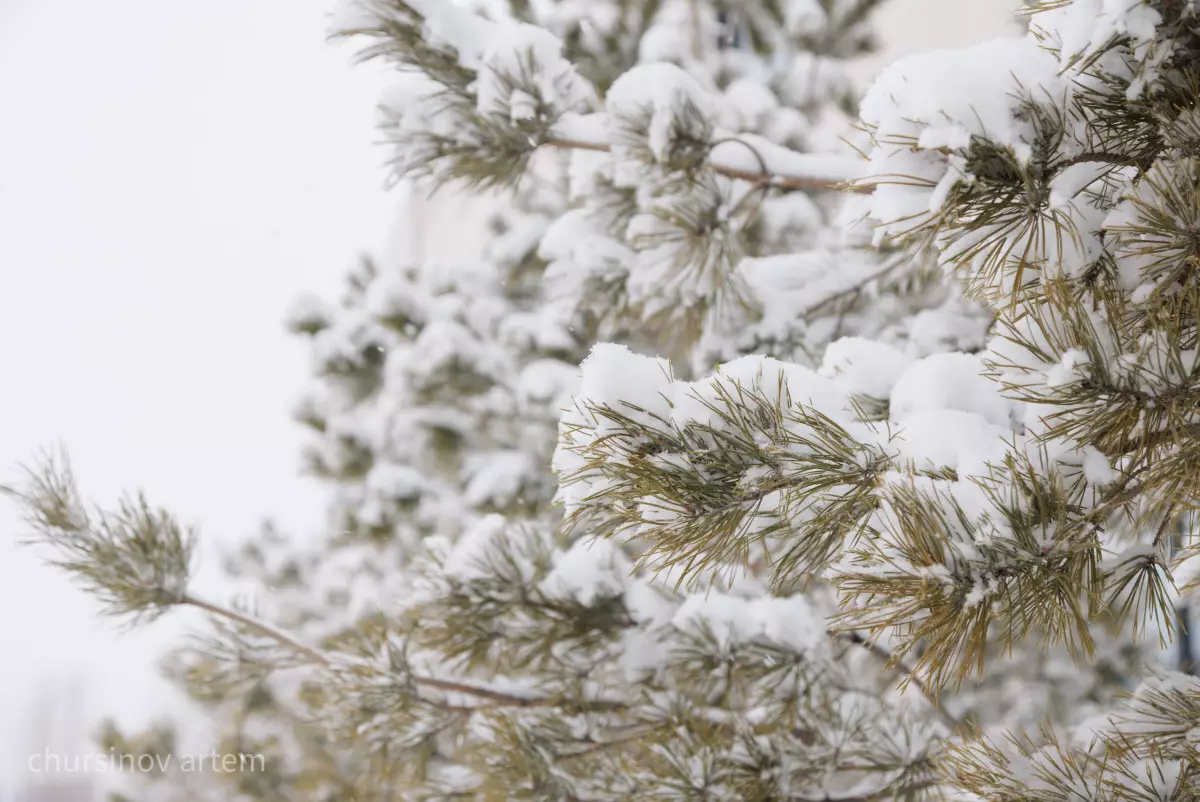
[
  {"left": 333, "top": 0, "right": 862, "bottom": 192},
  {"left": 332, "top": 0, "right": 932, "bottom": 365},
  {"left": 544, "top": 0, "right": 1200, "bottom": 795}
]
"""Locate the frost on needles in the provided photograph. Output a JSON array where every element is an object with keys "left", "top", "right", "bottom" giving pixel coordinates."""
[{"left": 9, "top": 0, "right": 1200, "bottom": 801}]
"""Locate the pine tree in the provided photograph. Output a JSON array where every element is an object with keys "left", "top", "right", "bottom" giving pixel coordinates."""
[
  {"left": 15, "top": 2, "right": 900, "bottom": 801},
  {"left": 12, "top": 0, "right": 1200, "bottom": 800}
]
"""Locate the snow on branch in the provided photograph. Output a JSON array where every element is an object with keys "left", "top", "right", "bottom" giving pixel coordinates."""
[
  {"left": 333, "top": 0, "right": 861, "bottom": 193},
  {"left": 550, "top": 113, "right": 864, "bottom": 193}
]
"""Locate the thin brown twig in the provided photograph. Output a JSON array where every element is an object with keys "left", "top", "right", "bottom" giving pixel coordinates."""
[
  {"left": 183, "top": 593, "right": 331, "bottom": 666},
  {"left": 799, "top": 260, "right": 908, "bottom": 318},
  {"left": 558, "top": 725, "right": 666, "bottom": 761},
  {"left": 544, "top": 137, "right": 866, "bottom": 193},
  {"left": 181, "top": 592, "right": 626, "bottom": 713},
  {"left": 1051, "top": 151, "right": 1151, "bottom": 175},
  {"left": 831, "top": 630, "right": 961, "bottom": 732}
]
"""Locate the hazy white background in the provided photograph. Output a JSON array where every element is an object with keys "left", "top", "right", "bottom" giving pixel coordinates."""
[
  {"left": 0, "top": 0, "right": 1020, "bottom": 793},
  {"left": 0, "top": 0, "right": 398, "bottom": 788}
]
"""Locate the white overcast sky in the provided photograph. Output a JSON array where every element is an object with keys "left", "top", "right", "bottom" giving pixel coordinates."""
[
  {"left": 0, "top": 0, "right": 401, "bottom": 785},
  {"left": 0, "top": 0, "right": 1020, "bottom": 791}
]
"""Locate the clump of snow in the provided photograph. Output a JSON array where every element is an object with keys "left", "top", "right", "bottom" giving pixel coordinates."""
[
  {"left": 463, "top": 451, "right": 536, "bottom": 508},
  {"left": 782, "top": 0, "right": 827, "bottom": 35},
  {"left": 1079, "top": 446, "right": 1118, "bottom": 486},
  {"left": 820, "top": 337, "right": 913, "bottom": 399},
  {"left": 737, "top": 250, "right": 882, "bottom": 328},
  {"left": 1044, "top": 348, "right": 1091, "bottom": 388},
  {"left": 1037, "top": 0, "right": 1166, "bottom": 97},
  {"left": 367, "top": 462, "right": 425, "bottom": 502},
  {"left": 667, "top": 354, "right": 851, "bottom": 433},
  {"left": 636, "top": 22, "right": 693, "bottom": 65},
  {"left": 858, "top": 37, "right": 1063, "bottom": 241},
  {"left": 444, "top": 515, "right": 528, "bottom": 582},
  {"left": 470, "top": 18, "right": 593, "bottom": 122},
  {"left": 1048, "top": 161, "right": 1112, "bottom": 209},
  {"left": 553, "top": 344, "right": 673, "bottom": 510},
  {"left": 539, "top": 538, "right": 632, "bottom": 606},
  {"left": 606, "top": 63, "right": 714, "bottom": 163},
  {"left": 890, "top": 352, "right": 1015, "bottom": 429},
  {"left": 860, "top": 37, "right": 1060, "bottom": 154},
  {"left": 671, "top": 592, "right": 824, "bottom": 653},
  {"left": 904, "top": 302, "right": 992, "bottom": 358},
  {"left": 402, "top": 0, "right": 504, "bottom": 71},
  {"left": 1131, "top": 671, "right": 1200, "bottom": 700},
  {"left": 517, "top": 358, "right": 579, "bottom": 407},
  {"left": 573, "top": 343, "right": 673, "bottom": 428},
  {"left": 889, "top": 410, "right": 1009, "bottom": 476},
  {"left": 285, "top": 293, "right": 335, "bottom": 334},
  {"left": 719, "top": 78, "right": 780, "bottom": 132}
]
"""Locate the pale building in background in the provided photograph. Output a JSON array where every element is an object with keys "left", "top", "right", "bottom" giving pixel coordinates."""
[{"left": 857, "top": 0, "right": 1024, "bottom": 77}]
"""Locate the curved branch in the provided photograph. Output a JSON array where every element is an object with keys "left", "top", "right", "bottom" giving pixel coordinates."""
[
  {"left": 1051, "top": 151, "right": 1151, "bottom": 176},
  {"left": 182, "top": 592, "right": 627, "bottom": 713},
  {"left": 183, "top": 592, "right": 331, "bottom": 666},
  {"left": 545, "top": 135, "right": 867, "bottom": 194}
]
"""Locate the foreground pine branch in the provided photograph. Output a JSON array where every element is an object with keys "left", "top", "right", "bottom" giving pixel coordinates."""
[{"left": 10, "top": 456, "right": 961, "bottom": 799}]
